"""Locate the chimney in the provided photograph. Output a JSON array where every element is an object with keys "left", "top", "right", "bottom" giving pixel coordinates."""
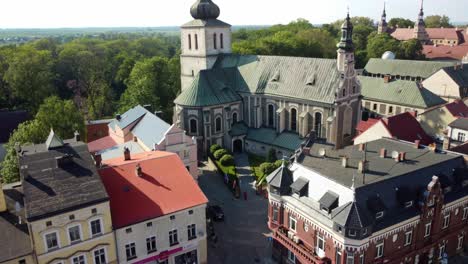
[
  {"left": 94, "top": 153, "right": 102, "bottom": 167},
  {"left": 399, "top": 152, "right": 406, "bottom": 162},
  {"left": 359, "top": 143, "right": 366, "bottom": 152},
  {"left": 124, "top": 147, "right": 131, "bottom": 161},
  {"left": 116, "top": 114, "right": 122, "bottom": 121},
  {"left": 0, "top": 183, "right": 6, "bottom": 213},
  {"left": 443, "top": 136, "right": 451, "bottom": 150},
  {"left": 394, "top": 152, "right": 401, "bottom": 162},
  {"left": 384, "top": 75, "right": 391, "bottom": 83},
  {"left": 74, "top": 131, "right": 81, "bottom": 142},
  {"left": 133, "top": 136, "right": 138, "bottom": 142},
  {"left": 341, "top": 156, "right": 349, "bottom": 168},
  {"left": 135, "top": 164, "right": 142, "bottom": 177},
  {"left": 358, "top": 160, "right": 368, "bottom": 173},
  {"left": 414, "top": 140, "right": 421, "bottom": 149},
  {"left": 380, "top": 148, "right": 387, "bottom": 158}
]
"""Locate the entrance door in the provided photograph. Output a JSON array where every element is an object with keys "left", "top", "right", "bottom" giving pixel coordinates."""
[{"left": 233, "top": 139, "right": 243, "bottom": 153}]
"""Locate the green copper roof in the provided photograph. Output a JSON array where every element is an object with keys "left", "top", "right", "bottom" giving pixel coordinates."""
[
  {"left": 229, "top": 122, "right": 248, "bottom": 136},
  {"left": 359, "top": 76, "right": 446, "bottom": 109},
  {"left": 246, "top": 127, "right": 304, "bottom": 151},
  {"left": 364, "top": 59, "right": 455, "bottom": 79},
  {"left": 175, "top": 54, "right": 341, "bottom": 107}
]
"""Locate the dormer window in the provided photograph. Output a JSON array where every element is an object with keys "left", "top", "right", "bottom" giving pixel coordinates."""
[
  {"left": 348, "top": 229, "right": 357, "bottom": 237},
  {"left": 271, "top": 71, "right": 280, "bottom": 82},
  {"left": 376, "top": 211, "right": 384, "bottom": 219},
  {"left": 306, "top": 75, "right": 316, "bottom": 86},
  {"left": 405, "top": 201, "right": 413, "bottom": 208}
]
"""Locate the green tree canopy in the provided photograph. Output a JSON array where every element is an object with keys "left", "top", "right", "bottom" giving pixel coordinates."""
[
  {"left": 0, "top": 96, "right": 84, "bottom": 183},
  {"left": 388, "top": 18, "right": 414, "bottom": 29},
  {"left": 366, "top": 32, "right": 401, "bottom": 59},
  {"left": 425, "top": 15, "right": 453, "bottom": 28}
]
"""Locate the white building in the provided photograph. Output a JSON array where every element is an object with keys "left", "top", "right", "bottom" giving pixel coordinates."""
[
  {"left": 448, "top": 118, "right": 468, "bottom": 145},
  {"left": 98, "top": 151, "right": 208, "bottom": 264}
]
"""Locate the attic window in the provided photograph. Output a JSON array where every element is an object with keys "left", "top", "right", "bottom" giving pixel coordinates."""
[
  {"left": 349, "top": 229, "right": 357, "bottom": 237},
  {"left": 271, "top": 71, "right": 280, "bottom": 82},
  {"left": 376, "top": 211, "right": 384, "bottom": 219},
  {"left": 405, "top": 201, "right": 413, "bottom": 208},
  {"left": 306, "top": 75, "right": 316, "bottom": 86}
]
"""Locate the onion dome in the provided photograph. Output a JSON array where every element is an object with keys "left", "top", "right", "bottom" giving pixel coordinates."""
[
  {"left": 190, "top": 0, "right": 220, "bottom": 20},
  {"left": 337, "top": 12, "right": 354, "bottom": 51}
]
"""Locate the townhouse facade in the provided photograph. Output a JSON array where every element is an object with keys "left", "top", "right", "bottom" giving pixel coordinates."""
[{"left": 267, "top": 138, "right": 467, "bottom": 264}]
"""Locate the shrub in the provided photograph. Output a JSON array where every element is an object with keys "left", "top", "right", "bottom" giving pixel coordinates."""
[
  {"left": 220, "top": 154, "right": 235, "bottom": 166},
  {"left": 260, "top": 162, "right": 277, "bottom": 176},
  {"left": 267, "top": 148, "right": 277, "bottom": 162},
  {"left": 210, "top": 144, "right": 222, "bottom": 155},
  {"left": 274, "top": 159, "right": 288, "bottom": 168},
  {"left": 214, "top": 149, "right": 228, "bottom": 160}
]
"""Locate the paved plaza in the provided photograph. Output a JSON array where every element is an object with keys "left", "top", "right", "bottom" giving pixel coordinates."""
[{"left": 197, "top": 155, "right": 275, "bottom": 264}]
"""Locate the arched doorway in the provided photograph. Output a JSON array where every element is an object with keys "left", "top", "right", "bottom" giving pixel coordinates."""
[{"left": 233, "top": 139, "right": 243, "bottom": 153}]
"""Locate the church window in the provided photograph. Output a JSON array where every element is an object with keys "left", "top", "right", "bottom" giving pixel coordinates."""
[
  {"left": 220, "top": 33, "right": 224, "bottom": 49},
  {"left": 353, "top": 86, "right": 356, "bottom": 93},
  {"left": 314, "top": 112, "right": 322, "bottom": 137},
  {"left": 268, "top": 105, "right": 274, "bottom": 127},
  {"left": 232, "top": 112, "right": 238, "bottom": 124},
  {"left": 213, "top": 33, "right": 217, "bottom": 49},
  {"left": 195, "top": 34, "right": 198, "bottom": 50},
  {"left": 343, "top": 107, "right": 353, "bottom": 137},
  {"left": 290, "top": 108, "right": 297, "bottom": 132},
  {"left": 191, "top": 70, "right": 194, "bottom": 77},
  {"left": 189, "top": 119, "right": 197, "bottom": 134},
  {"left": 342, "top": 89, "right": 346, "bottom": 97},
  {"left": 188, "top": 34, "right": 192, "bottom": 50},
  {"left": 215, "top": 117, "right": 222, "bottom": 133}
]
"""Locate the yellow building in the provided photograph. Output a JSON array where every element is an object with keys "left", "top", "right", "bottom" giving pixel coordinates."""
[
  {"left": 19, "top": 131, "right": 117, "bottom": 264},
  {"left": 419, "top": 100, "right": 468, "bottom": 139}
]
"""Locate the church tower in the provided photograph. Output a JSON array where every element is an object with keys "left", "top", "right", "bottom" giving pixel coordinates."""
[
  {"left": 334, "top": 12, "right": 361, "bottom": 149},
  {"left": 413, "top": 0, "right": 429, "bottom": 43},
  {"left": 180, "top": 0, "right": 232, "bottom": 91},
  {"left": 377, "top": 3, "right": 388, "bottom": 34}
]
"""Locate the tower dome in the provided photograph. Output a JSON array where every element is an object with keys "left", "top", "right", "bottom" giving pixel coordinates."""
[
  {"left": 190, "top": 0, "right": 220, "bottom": 20},
  {"left": 382, "top": 51, "right": 396, "bottom": 60}
]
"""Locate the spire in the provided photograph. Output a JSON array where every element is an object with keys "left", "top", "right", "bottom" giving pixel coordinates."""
[
  {"left": 382, "top": 2, "right": 386, "bottom": 18},
  {"left": 337, "top": 11, "right": 354, "bottom": 51},
  {"left": 190, "top": 0, "right": 220, "bottom": 20},
  {"left": 417, "top": 0, "right": 425, "bottom": 24}
]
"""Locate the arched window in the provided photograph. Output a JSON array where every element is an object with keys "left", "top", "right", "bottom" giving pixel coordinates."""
[
  {"left": 342, "top": 89, "right": 346, "bottom": 97},
  {"left": 188, "top": 34, "right": 192, "bottom": 50},
  {"left": 220, "top": 33, "right": 224, "bottom": 49},
  {"left": 268, "top": 105, "right": 274, "bottom": 127},
  {"left": 232, "top": 112, "right": 238, "bottom": 124},
  {"left": 215, "top": 117, "right": 222, "bottom": 132},
  {"left": 343, "top": 107, "right": 353, "bottom": 137},
  {"left": 213, "top": 33, "right": 217, "bottom": 49},
  {"left": 314, "top": 112, "right": 322, "bottom": 137},
  {"left": 189, "top": 119, "right": 197, "bottom": 134},
  {"left": 291, "top": 108, "right": 297, "bottom": 132},
  {"left": 195, "top": 34, "right": 198, "bottom": 50}
]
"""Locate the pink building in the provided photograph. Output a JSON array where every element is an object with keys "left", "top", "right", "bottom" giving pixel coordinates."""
[{"left": 88, "top": 105, "right": 199, "bottom": 179}]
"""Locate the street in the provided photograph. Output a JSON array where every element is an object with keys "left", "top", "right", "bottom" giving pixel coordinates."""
[{"left": 198, "top": 155, "right": 275, "bottom": 264}]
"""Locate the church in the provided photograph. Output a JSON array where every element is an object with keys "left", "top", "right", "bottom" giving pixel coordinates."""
[{"left": 174, "top": 0, "right": 361, "bottom": 158}]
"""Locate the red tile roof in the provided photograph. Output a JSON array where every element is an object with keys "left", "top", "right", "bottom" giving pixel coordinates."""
[
  {"left": 391, "top": 28, "right": 462, "bottom": 42},
  {"left": 381, "top": 112, "right": 434, "bottom": 145},
  {"left": 87, "top": 136, "right": 117, "bottom": 153},
  {"left": 356, "top": 118, "right": 380, "bottom": 134},
  {"left": 98, "top": 151, "right": 208, "bottom": 229},
  {"left": 445, "top": 100, "right": 468, "bottom": 118},
  {"left": 390, "top": 28, "right": 414, "bottom": 41},
  {"left": 423, "top": 44, "right": 468, "bottom": 60}
]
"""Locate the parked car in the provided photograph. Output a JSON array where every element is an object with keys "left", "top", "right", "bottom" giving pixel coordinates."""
[{"left": 207, "top": 205, "right": 224, "bottom": 221}]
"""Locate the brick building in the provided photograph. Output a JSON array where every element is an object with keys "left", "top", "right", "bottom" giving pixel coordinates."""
[{"left": 267, "top": 138, "right": 467, "bottom": 264}]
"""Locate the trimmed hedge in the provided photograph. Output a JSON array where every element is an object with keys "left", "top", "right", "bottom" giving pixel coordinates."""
[
  {"left": 220, "top": 154, "right": 234, "bottom": 166},
  {"left": 213, "top": 149, "right": 228, "bottom": 160},
  {"left": 210, "top": 144, "right": 222, "bottom": 155},
  {"left": 260, "top": 162, "right": 277, "bottom": 176}
]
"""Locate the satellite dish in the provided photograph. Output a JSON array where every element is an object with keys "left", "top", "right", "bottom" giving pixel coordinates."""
[
  {"left": 391, "top": 151, "right": 399, "bottom": 159},
  {"left": 318, "top": 148, "right": 326, "bottom": 157}
]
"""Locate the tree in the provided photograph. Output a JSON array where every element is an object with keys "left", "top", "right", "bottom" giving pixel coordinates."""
[
  {"left": 366, "top": 32, "right": 400, "bottom": 60},
  {"left": 388, "top": 18, "right": 414, "bottom": 29},
  {"left": 0, "top": 96, "right": 84, "bottom": 183},
  {"left": 398, "top": 39, "right": 425, "bottom": 60},
  {"left": 425, "top": 15, "right": 453, "bottom": 28},
  {"left": 119, "top": 57, "right": 178, "bottom": 121},
  {"left": 4, "top": 46, "right": 56, "bottom": 112}
]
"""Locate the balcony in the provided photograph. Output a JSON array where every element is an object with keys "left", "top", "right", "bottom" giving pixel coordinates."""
[{"left": 273, "top": 227, "right": 328, "bottom": 264}]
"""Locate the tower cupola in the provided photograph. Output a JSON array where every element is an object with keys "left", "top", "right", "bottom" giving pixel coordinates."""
[
  {"left": 337, "top": 12, "right": 354, "bottom": 52},
  {"left": 190, "top": 0, "right": 220, "bottom": 20},
  {"left": 378, "top": 3, "right": 388, "bottom": 34}
]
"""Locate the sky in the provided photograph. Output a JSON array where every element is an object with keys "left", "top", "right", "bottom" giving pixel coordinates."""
[{"left": 0, "top": 0, "right": 466, "bottom": 29}]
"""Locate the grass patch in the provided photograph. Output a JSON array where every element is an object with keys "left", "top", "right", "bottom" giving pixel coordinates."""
[{"left": 248, "top": 154, "right": 267, "bottom": 180}]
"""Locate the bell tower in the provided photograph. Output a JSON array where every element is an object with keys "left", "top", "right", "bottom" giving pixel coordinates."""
[
  {"left": 377, "top": 3, "right": 388, "bottom": 34},
  {"left": 413, "top": 0, "right": 429, "bottom": 43},
  {"left": 334, "top": 12, "right": 361, "bottom": 149},
  {"left": 180, "top": 0, "right": 232, "bottom": 91}
]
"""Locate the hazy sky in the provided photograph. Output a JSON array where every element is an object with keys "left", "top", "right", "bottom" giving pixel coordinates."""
[{"left": 0, "top": 0, "right": 466, "bottom": 28}]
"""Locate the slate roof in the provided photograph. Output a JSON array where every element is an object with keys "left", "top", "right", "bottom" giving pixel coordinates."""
[
  {"left": 131, "top": 112, "right": 171, "bottom": 149},
  {"left": 98, "top": 141, "right": 146, "bottom": 162},
  {"left": 267, "top": 163, "right": 294, "bottom": 195},
  {"left": 0, "top": 110, "right": 30, "bottom": 143},
  {"left": 245, "top": 128, "right": 305, "bottom": 151},
  {"left": 331, "top": 201, "right": 372, "bottom": 229},
  {"left": 364, "top": 58, "right": 455, "bottom": 79},
  {"left": 290, "top": 177, "right": 309, "bottom": 193},
  {"left": 442, "top": 66, "right": 468, "bottom": 90},
  {"left": 98, "top": 151, "right": 208, "bottom": 229},
  {"left": 359, "top": 76, "right": 446, "bottom": 109},
  {"left": 449, "top": 117, "right": 468, "bottom": 130},
  {"left": 318, "top": 191, "right": 339, "bottom": 209},
  {"left": 109, "top": 105, "right": 148, "bottom": 131},
  {"left": 0, "top": 183, "right": 33, "bottom": 263},
  {"left": 20, "top": 139, "right": 109, "bottom": 221},
  {"left": 175, "top": 54, "right": 341, "bottom": 107}
]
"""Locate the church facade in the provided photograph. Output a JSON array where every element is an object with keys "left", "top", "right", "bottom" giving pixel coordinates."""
[{"left": 174, "top": 0, "right": 362, "bottom": 158}]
